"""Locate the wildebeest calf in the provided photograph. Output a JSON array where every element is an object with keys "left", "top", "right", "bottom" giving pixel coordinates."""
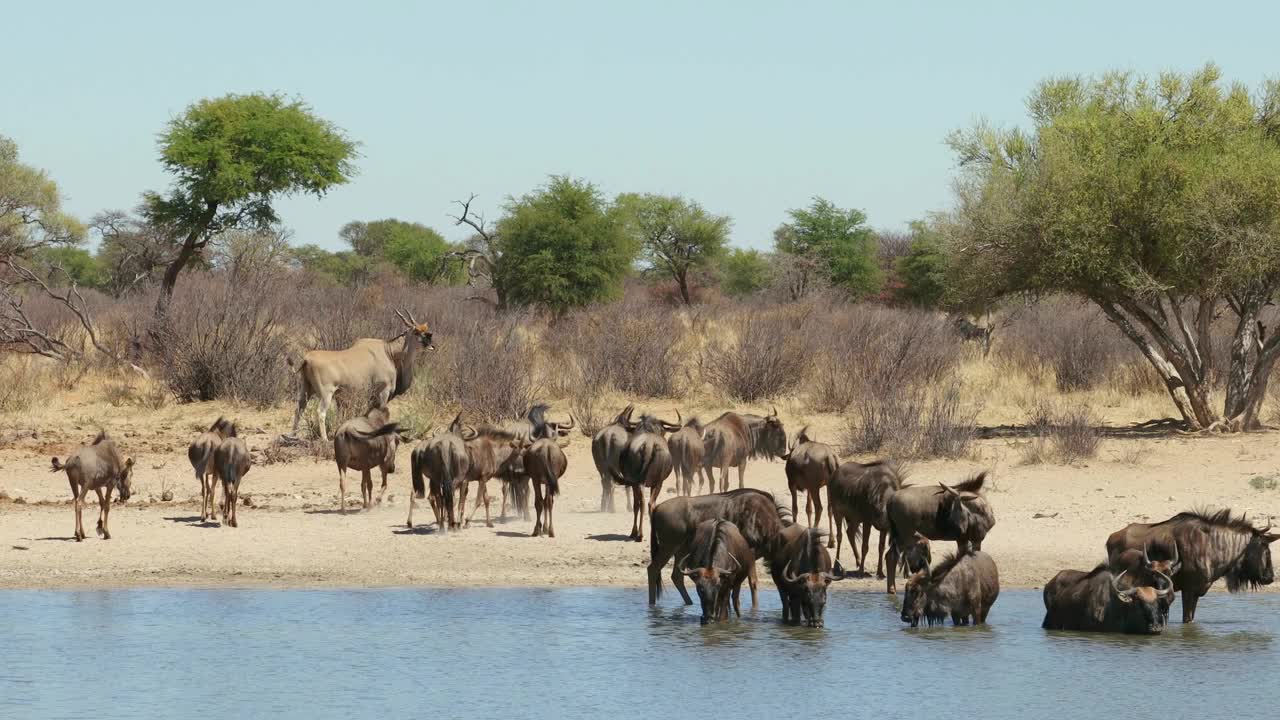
[
  {"left": 51, "top": 431, "right": 135, "bottom": 541},
  {"left": 214, "top": 434, "right": 251, "bottom": 528},
  {"left": 188, "top": 416, "right": 235, "bottom": 522},
  {"left": 900, "top": 551, "right": 1000, "bottom": 627}
]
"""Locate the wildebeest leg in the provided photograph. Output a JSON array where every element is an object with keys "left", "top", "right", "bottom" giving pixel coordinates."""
[
  {"left": 337, "top": 467, "right": 348, "bottom": 514},
  {"left": 482, "top": 481, "right": 493, "bottom": 528},
  {"left": 376, "top": 467, "right": 389, "bottom": 505},
  {"left": 859, "top": 523, "right": 872, "bottom": 574},
  {"left": 361, "top": 469, "right": 373, "bottom": 509},
  {"left": 875, "top": 530, "right": 887, "bottom": 579},
  {"left": 736, "top": 463, "right": 745, "bottom": 490},
  {"left": 406, "top": 492, "right": 416, "bottom": 529},
  {"left": 790, "top": 485, "right": 799, "bottom": 529},
  {"left": 545, "top": 491, "right": 555, "bottom": 538},
  {"left": 885, "top": 545, "right": 898, "bottom": 594},
  {"left": 748, "top": 562, "right": 758, "bottom": 608},
  {"left": 635, "top": 487, "right": 647, "bottom": 542},
  {"left": 598, "top": 472, "right": 613, "bottom": 513},
  {"left": 73, "top": 484, "right": 86, "bottom": 541},
  {"left": 532, "top": 482, "right": 544, "bottom": 537},
  {"left": 825, "top": 491, "right": 835, "bottom": 548},
  {"left": 94, "top": 487, "right": 110, "bottom": 539},
  {"left": 1182, "top": 591, "right": 1200, "bottom": 623},
  {"left": 805, "top": 492, "right": 815, "bottom": 527},
  {"left": 228, "top": 478, "right": 239, "bottom": 528}
]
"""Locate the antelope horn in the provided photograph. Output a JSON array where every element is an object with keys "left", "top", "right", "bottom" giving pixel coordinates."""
[
  {"left": 676, "top": 409, "right": 683, "bottom": 426},
  {"left": 720, "top": 554, "right": 740, "bottom": 573},
  {"left": 1169, "top": 542, "right": 1179, "bottom": 567},
  {"left": 770, "top": 405, "right": 778, "bottom": 418},
  {"left": 1154, "top": 570, "right": 1175, "bottom": 597},
  {"left": 1142, "top": 542, "right": 1153, "bottom": 569},
  {"left": 676, "top": 554, "right": 697, "bottom": 577},
  {"left": 1111, "top": 570, "right": 1137, "bottom": 602},
  {"left": 395, "top": 308, "right": 416, "bottom": 328},
  {"left": 783, "top": 560, "right": 801, "bottom": 584},
  {"left": 461, "top": 425, "right": 478, "bottom": 440}
]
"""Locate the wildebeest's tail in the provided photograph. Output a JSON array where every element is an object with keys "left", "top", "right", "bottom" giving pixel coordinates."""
[
  {"left": 775, "top": 500, "right": 795, "bottom": 527},
  {"left": 410, "top": 450, "right": 425, "bottom": 499},
  {"left": 546, "top": 468, "right": 561, "bottom": 497},
  {"left": 348, "top": 422, "right": 402, "bottom": 441},
  {"left": 650, "top": 526, "right": 663, "bottom": 600},
  {"left": 505, "top": 475, "right": 529, "bottom": 515},
  {"left": 439, "top": 453, "right": 457, "bottom": 526},
  {"left": 887, "top": 514, "right": 903, "bottom": 570},
  {"left": 50, "top": 457, "right": 65, "bottom": 473}
]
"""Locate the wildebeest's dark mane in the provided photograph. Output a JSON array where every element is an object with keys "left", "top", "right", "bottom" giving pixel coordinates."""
[
  {"left": 473, "top": 424, "right": 517, "bottom": 441},
  {"left": 1157, "top": 508, "right": 1262, "bottom": 534},
  {"left": 924, "top": 551, "right": 970, "bottom": 583},
  {"left": 951, "top": 472, "right": 987, "bottom": 494}
]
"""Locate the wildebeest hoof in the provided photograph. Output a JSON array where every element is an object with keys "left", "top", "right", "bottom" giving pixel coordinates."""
[{"left": 876, "top": 572, "right": 886, "bottom": 580}]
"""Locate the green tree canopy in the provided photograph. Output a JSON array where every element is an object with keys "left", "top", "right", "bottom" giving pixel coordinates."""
[
  {"left": 341, "top": 218, "right": 463, "bottom": 284},
  {"left": 495, "top": 176, "right": 637, "bottom": 312},
  {"left": 719, "top": 248, "right": 773, "bottom": 297},
  {"left": 0, "top": 136, "right": 85, "bottom": 255},
  {"left": 143, "top": 93, "right": 357, "bottom": 318},
  {"left": 893, "top": 220, "right": 949, "bottom": 308},
  {"left": 945, "top": 64, "right": 1280, "bottom": 430},
  {"left": 616, "top": 193, "right": 730, "bottom": 304},
  {"left": 292, "top": 245, "right": 375, "bottom": 286},
  {"left": 37, "top": 247, "right": 104, "bottom": 288},
  {"left": 774, "top": 197, "right": 880, "bottom": 298}
]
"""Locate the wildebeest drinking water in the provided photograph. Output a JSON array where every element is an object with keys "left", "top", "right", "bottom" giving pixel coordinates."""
[
  {"left": 1109, "top": 543, "right": 1181, "bottom": 624},
  {"left": 768, "top": 509, "right": 839, "bottom": 627},
  {"left": 828, "top": 460, "right": 903, "bottom": 578},
  {"left": 332, "top": 405, "right": 404, "bottom": 512},
  {"left": 900, "top": 551, "right": 1000, "bottom": 628},
  {"left": 782, "top": 427, "right": 838, "bottom": 546},
  {"left": 677, "top": 519, "right": 757, "bottom": 624},
  {"left": 648, "top": 489, "right": 785, "bottom": 606},
  {"left": 214, "top": 431, "right": 250, "bottom": 528},
  {"left": 700, "top": 408, "right": 788, "bottom": 493},
  {"left": 51, "top": 431, "right": 134, "bottom": 541},
  {"left": 885, "top": 473, "right": 995, "bottom": 594},
  {"left": 1042, "top": 566, "right": 1174, "bottom": 634},
  {"left": 1106, "top": 509, "right": 1277, "bottom": 622},
  {"left": 188, "top": 416, "right": 236, "bottom": 522}
]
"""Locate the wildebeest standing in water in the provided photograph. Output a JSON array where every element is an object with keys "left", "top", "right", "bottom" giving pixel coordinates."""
[
  {"left": 188, "top": 416, "right": 236, "bottom": 522},
  {"left": 287, "top": 309, "right": 435, "bottom": 441},
  {"left": 900, "top": 551, "right": 1000, "bottom": 627},
  {"left": 678, "top": 519, "right": 757, "bottom": 624},
  {"left": 1106, "top": 509, "right": 1277, "bottom": 622},
  {"left": 51, "top": 431, "right": 135, "bottom": 541},
  {"left": 611, "top": 414, "right": 679, "bottom": 542},
  {"left": 648, "top": 489, "right": 784, "bottom": 606},
  {"left": 701, "top": 408, "right": 788, "bottom": 493},
  {"left": 828, "top": 460, "right": 903, "bottom": 578},
  {"left": 768, "top": 520, "right": 838, "bottom": 627},
  {"left": 1109, "top": 544, "right": 1181, "bottom": 624},
  {"left": 1042, "top": 566, "right": 1174, "bottom": 634},
  {"left": 666, "top": 413, "right": 707, "bottom": 496},
  {"left": 409, "top": 412, "right": 473, "bottom": 532},
  {"left": 514, "top": 436, "right": 569, "bottom": 537},
  {"left": 783, "top": 427, "right": 839, "bottom": 546},
  {"left": 214, "top": 432, "right": 251, "bottom": 528},
  {"left": 332, "top": 406, "right": 403, "bottom": 512},
  {"left": 885, "top": 473, "right": 995, "bottom": 594},
  {"left": 592, "top": 405, "right": 635, "bottom": 513}
]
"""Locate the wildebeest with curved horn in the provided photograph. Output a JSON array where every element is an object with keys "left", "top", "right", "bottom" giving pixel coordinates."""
[
  {"left": 1105, "top": 509, "right": 1277, "bottom": 622},
  {"left": 828, "top": 460, "right": 903, "bottom": 578},
  {"left": 900, "top": 551, "right": 1000, "bottom": 628},
  {"left": 611, "top": 413, "right": 679, "bottom": 541},
  {"left": 333, "top": 406, "right": 404, "bottom": 512},
  {"left": 51, "top": 430, "right": 134, "bottom": 541},
  {"left": 768, "top": 520, "right": 839, "bottom": 628},
  {"left": 1042, "top": 566, "right": 1174, "bottom": 634},
  {"left": 667, "top": 412, "right": 707, "bottom": 496},
  {"left": 783, "top": 427, "right": 839, "bottom": 545},
  {"left": 701, "top": 408, "right": 787, "bottom": 493},
  {"left": 677, "top": 519, "right": 757, "bottom": 624},
  {"left": 885, "top": 473, "right": 995, "bottom": 594},
  {"left": 188, "top": 416, "right": 236, "bottom": 522},
  {"left": 408, "top": 412, "right": 474, "bottom": 532},
  {"left": 1109, "top": 543, "right": 1181, "bottom": 624},
  {"left": 648, "top": 489, "right": 785, "bottom": 605},
  {"left": 592, "top": 404, "right": 635, "bottom": 513},
  {"left": 287, "top": 308, "right": 435, "bottom": 441},
  {"left": 512, "top": 436, "right": 569, "bottom": 537},
  {"left": 214, "top": 430, "right": 250, "bottom": 528}
]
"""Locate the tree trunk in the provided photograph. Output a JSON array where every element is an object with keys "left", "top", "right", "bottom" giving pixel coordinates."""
[
  {"left": 152, "top": 204, "right": 218, "bottom": 323},
  {"left": 676, "top": 270, "right": 691, "bottom": 305}
]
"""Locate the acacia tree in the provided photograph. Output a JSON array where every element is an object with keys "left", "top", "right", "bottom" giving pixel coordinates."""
[
  {"left": 143, "top": 93, "right": 357, "bottom": 320},
  {"left": 616, "top": 193, "right": 730, "bottom": 304},
  {"left": 946, "top": 65, "right": 1280, "bottom": 431},
  {"left": 774, "top": 197, "right": 880, "bottom": 298},
  {"left": 495, "top": 176, "right": 637, "bottom": 312}
]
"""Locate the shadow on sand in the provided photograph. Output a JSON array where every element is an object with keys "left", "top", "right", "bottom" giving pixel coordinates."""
[{"left": 586, "top": 533, "right": 637, "bottom": 542}]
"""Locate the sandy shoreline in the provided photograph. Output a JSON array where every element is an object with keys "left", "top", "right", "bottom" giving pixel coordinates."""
[{"left": 4, "top": 421, "right": 1280, "bottom": 594}]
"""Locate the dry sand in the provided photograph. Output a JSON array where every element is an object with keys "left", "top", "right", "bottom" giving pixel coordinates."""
[{"left": 3, "top": 401, "right": 1279, "bottom": 594}]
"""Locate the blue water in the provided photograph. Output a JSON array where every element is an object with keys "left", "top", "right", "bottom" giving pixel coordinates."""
[{"left": 0, "top": 588, "right": 1274, "bottom": 719}]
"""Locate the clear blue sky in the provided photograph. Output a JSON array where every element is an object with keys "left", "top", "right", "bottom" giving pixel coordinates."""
[{"left": 4, "top": 0, "right": 1277, "bottom": 251}]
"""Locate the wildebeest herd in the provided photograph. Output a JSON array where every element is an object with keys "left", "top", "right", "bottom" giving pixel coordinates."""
[{"left": 41, "top": 313, "right": 1280, "bottom": 634}]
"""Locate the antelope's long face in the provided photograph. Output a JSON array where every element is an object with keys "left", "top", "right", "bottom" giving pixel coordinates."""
[{"left": 414, "top": 324, "right": 436, "bottom": 351}]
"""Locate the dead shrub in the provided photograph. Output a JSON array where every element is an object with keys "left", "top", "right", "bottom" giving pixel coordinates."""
[
  {"left": 997, "top": 299, "right": 1137, "bottom": 392},
  {"left": 0, "top": 357, "right": 50, "bottom": 414},
  {"left": 156, "top": 272, "right": 294, "bottom": 407},
  {"left": 697, "top": 308, "right": 809, "bottom": 402},
  {"left": 1018, "top": 401, "right": 1101, "bottom": 464},
  {"left": 550, "top": 301, "right": 684, "bottom": 398},
  {"left": 842, "top": 380, "right": 978, "bottom": 459},
  {"left": 809, "top": 305, "right": 959, "bottom": 412},
  {"left": 426, "top": 315, "right": 540, "bottom": 424}
]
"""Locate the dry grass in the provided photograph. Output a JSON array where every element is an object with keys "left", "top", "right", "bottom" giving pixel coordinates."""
[
  {"left": 0, "top": 357, "right": 53, "bottom": 414},
  {"left": 1017, "top": 400, "right": 1103, "bottom": 465}
]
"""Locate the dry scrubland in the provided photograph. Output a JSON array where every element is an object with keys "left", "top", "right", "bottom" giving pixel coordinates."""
[{"left": 2, "top": 281, "right": 1279, "bottom": 591}]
